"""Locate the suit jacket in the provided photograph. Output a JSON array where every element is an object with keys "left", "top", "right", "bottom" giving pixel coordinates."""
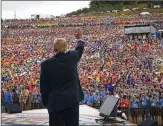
[{"left": 40, "top": 40, "right": 85, "bottom": 112}]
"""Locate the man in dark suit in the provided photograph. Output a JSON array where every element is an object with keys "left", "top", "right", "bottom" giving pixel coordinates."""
[{"left": 40, "top": 29, "right": 85, "bottom": 126}]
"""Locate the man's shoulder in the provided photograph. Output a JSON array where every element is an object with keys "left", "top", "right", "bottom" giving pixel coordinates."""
[
  {"left": 66, "top": 50, "right": 75, "bottom": 54},
  {"left": 41, "top": 58, "right": 54, "bottom": 66},
  {"left": 66, "top": 50, "right": 79, "bottom": 57}
]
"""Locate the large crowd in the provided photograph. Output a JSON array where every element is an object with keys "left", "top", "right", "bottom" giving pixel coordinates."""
[{"left": 1, "top": 14, "right": 163, "bottom": 124}]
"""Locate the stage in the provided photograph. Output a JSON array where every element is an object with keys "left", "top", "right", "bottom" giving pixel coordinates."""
[{"left": 2, "top": 105, "right": 136, "bottom": 125}]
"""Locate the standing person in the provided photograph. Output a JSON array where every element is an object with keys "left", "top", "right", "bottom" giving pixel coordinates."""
[
  {"left": 19, "top": 90, "right": 24, "bottom": 110},
  {"left": 32, "top": 89, "right": 38, "bottom": 109},
  {"left": 4, "top": 89, "right": 12, "bottom": 112},
  {"left": 130, "top": 95, "right": 139, "bottom": 124},
  {"left": 140, "top": 93, "right": 150, "bottom": 120},
  {"left": 28, "top": 91, "right": 33, "bottom": 110},
  {"left": 86, "top": 92, "right": 93, "bottom": 106},
  {"left": 40, "top": 29, "right": 85, "bottom": 126},
  {"left": 4, "top": 89, "right": 12, "bottom": 104},
  {"left": 11, "top": 89, "right": 20, "bottom": 106},
  {"left": 24, "top": 88, "right": 29, "bottom": 110},
  {"left": 150, "top": 93, "right": 159, "bottom": 120}
]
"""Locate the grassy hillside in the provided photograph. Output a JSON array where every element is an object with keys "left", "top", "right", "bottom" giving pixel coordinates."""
[
  {"left": 84, "top": 8, "right": 163, "bottom": 17},
  {"left": 123, "top": 3, "right": 149, "bottom": 9},
  {"left": 66, "top": 2, "right": 163, "bottom": 17}
]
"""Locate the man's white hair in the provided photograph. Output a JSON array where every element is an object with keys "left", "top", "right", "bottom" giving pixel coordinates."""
[{"left": 54, "top": 38, "right": 67, "bottom": 53}]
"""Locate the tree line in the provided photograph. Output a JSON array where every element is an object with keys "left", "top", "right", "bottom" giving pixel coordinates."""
[{"left": 66, "top": 1, "right": 163, "bottom": 16}]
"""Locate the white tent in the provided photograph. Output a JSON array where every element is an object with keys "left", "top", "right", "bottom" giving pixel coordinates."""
[{"left": 140, "top": 12, "right": 150, "bottom": 15}]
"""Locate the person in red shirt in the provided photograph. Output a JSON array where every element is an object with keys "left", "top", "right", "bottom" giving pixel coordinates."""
[{"left": 120, "top": 94, "right": 130, "bottom": 109}]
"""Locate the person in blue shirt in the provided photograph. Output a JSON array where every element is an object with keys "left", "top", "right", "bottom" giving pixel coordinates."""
[
  {"left": 36, "top": 94, "right": 42, "bottom": 109},
  {"left": 130, "top": 96, "right": 139, "bottom": 123},
  {"left": 93, "top": 81, "right": 99, "bottom": 86},
  {"left": 37, "top": 85, "right": 40, "bottom": 89},
  {"left": 147, "top": 59, "right": 153, "bottom": 71},
  {"left": 31, "top": 90, "right": 38, "bottom": 109},
  {"left": 99, "top": 89, "right": 106, "bottom": 101},
  {"left": 92, "top": 92, "right": 98, "bottom": 103},
  {"left": 104, "top": 84, "right": 114, "bottom": 95},
  {"left": 1, "top": 76, "right": 5, "bottom": 84},
  {"left": 141, "top": 94, "right": 150, "bottom": 120},
  {"left": 131, "top": 99, "right": 139, "bottom": 108},
  {"left": 92, "top": 92, "right": 99, "bottom": 108},
  {"left": 83, "top": 91, "right": 88, "bottom": 104},
  {"left": 159, "top": 97, "right": 163, "bottom": 107},
  {"left": 150, "top": 95, "right": 159, "bottom": 107},
  {"left": 86, "top": 93, "right": 93, "bottom": 106},
  {"left": 4, "top": 89, "right": 12, "bottom": 104},
  {"left": 104, "top": 91, "right": 109, "bottom": 98},
  {"left": 108, "top": 85, "right": 114, "bottom": 95},
  {"left": 141, "top": 95, "right": 150, "bottom": 108},
  {"left": 150, "top": 95, "right": 159, "bottom": 119},
  {"left": 138, "top": 64, "right": 142, "bottom": 70},
  {"left": 127, "top": 74, "right": 133, "bottom": 86}
]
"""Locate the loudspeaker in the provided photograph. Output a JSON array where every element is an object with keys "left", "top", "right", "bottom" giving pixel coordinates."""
[
  {"left": 99, "top": 96, "right": 119, "bottom": 117},
  {"left": 5, "top": 103, "right": 22, "bottom": 114},
  {"left": 138, "top": 119, "right": 158, "bottom": 126}
]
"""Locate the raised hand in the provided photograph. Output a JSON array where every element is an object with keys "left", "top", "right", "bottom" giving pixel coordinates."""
[{"left": 75, "top": 28, "right": 83, "bottom": 40}]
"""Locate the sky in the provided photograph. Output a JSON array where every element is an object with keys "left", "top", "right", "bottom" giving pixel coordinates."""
[{"left": 2, "top": 1, "right": 90, "bottom": 19}]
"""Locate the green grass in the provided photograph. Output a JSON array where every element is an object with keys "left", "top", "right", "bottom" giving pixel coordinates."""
[{"left": 121, "top": 3, "right": 149, "bottom": 9}]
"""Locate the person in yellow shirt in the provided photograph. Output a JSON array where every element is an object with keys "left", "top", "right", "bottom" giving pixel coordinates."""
[
  {"left": 108, "top": 62, "right": 112, "bottom": 70},
  {"left": 96, "top": 73, "right": 101, "bottom": 83},
  {"left": 34, "top": 79, "right": 39, "bottom": 85},
  {"left": 96, "top": 76, "right": 100, "bottom": 83}
]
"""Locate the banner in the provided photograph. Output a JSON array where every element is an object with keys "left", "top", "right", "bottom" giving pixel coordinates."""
[
  {"left": 37, "top": 23, "right": 57, "bottom": 27},
  {"left": 125, "top": 25, "right": 151, "bottom": 34}
]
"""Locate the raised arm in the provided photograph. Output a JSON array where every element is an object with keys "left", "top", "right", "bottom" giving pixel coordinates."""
[
  {"left": 75, "top": 40, "right": 85, "bottom": 60},
  {"left": 72, "top": 29, "right": 85, "bottom": 62}
]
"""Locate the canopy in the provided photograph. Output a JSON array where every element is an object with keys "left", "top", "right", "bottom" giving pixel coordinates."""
[{"left": 140, "top": 12, "right": 150, "bottom": 15}]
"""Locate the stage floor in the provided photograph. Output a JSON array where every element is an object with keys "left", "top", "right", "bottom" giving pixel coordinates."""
[{"left": 2, "top": 105, "right": 135, "bottom": 126}]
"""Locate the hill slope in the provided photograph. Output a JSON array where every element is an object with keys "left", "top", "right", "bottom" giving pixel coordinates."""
[{"left": 66, "top": 1, "right": 163, "bottom": 16}]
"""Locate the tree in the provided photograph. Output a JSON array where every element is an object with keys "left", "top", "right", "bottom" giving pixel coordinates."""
[{"left": 66, "top": 1, "right": 150, "bottom": 16}]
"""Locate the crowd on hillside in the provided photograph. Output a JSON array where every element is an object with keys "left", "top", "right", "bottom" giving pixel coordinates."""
[
  {"left": 1, "top": 14, "right": 163, "bottom": 124},
  {"left": 2, "top": 14, "right": 163, "bottom": 28}
]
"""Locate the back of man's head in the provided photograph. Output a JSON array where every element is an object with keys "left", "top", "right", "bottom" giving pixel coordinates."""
[{"left": 54, "top": 38, "right": 67, "bottom": 53}]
